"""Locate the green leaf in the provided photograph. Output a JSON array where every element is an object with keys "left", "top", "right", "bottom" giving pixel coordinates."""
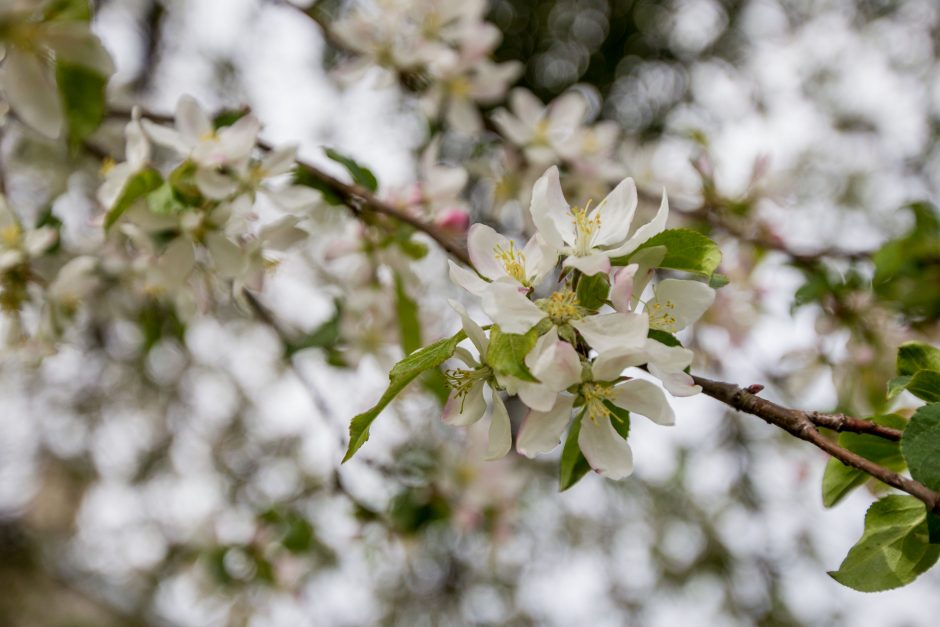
[
  {"left": 904, "top": 371, "right": 940, "bottom": 402},
  {"left": 343, "top": 330, "right": 466, "bottom": 462},
  {"left": 887, "top": 376, "right": 912, "bottom": 399},
  {"left": 616, "top": 228, "right": 721, "bottom": 277},
  {"left": 605, "top": 401, "right": 631, "bottom": 438},
  {"left": 324, "top": 148, "right": 378, "bottom": 192},
  {"left": 648, "top": 329, "right": 681, "bottom": 348},
  {"left": 104, "top": 168, "right": 163, "bottom": 229},
  {"left": 146, "top": 183, "right": 186, "bottom": 216},
  {"left": 576, "top": 272, "right": 609, "bottom": 310},
  {"left": 898, "top": 342, "right": 940, "bottom": 376},
  {"left": 485, "top": 324, "right": 539, "bottom": 382},
  {"left": 43, "top": 0, "right": 92, "bottom": 21},
  {"left": 285, "top": 301, "right": 342, "bottom": 357},
  {"left": 821, "top": 414, "right": 907, "bottom": 507},
  {"left": 708, "top": 273, "right": 730, "bottom": 289},
  {"left": 293, "top": 167, "right": 343, "bottom": 205},
  {"left": 829, "top": 495, "right": 940, "bottom": 592},
  {"left": 55, "top": 61, "right": 107, "bottom": 149},
  {"left": 901, "top": 403, "right": 940, "bottom": 491},
  {"left": 560, "top": 413, "right": 591, "bottom": 491},
  {"left": 213, "top": 108, "right": 250, "bottom": 129},
  {"left": 394, "top": 274, "right": 422, "bottom": 355}
]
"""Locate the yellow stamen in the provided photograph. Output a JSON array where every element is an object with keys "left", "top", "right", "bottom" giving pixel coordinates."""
[
  {"left": 444, "top": 366, "right": 491, "bottom": 412},
  {"left": 493, "top": 240, "right": 527, "bottom": 285},
  {"left": 538, "top": 288, "right": 582, "bottom": 324},
  {"left": 582, "top": 382, "right": 615, "bottom": 424},
  {"left": 648, "top": 299, "right": 679, "bottom": 333},
  {"left": 1, "top": 224, "right": 21, "bottom": 247},
  {"left": 100, "top": 157, "right": 116, "bottom": 176},
  {"left": 571, "top": 199, "right": 600, "bottom": 256}
]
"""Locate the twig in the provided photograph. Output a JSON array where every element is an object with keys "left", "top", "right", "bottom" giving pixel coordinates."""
[
  {"left": 807, "top": 411, "right": 903, "bottom": 441},
  {"left": 692, "top": 374, "right": 940, "bottom": 512}
]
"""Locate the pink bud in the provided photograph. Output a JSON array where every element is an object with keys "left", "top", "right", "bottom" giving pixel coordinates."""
[{"left": 435, "top": 208, "right": 470, "bottom": 234}]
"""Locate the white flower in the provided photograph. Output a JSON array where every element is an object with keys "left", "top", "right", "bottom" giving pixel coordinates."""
[
  {"left": 98, "top": 108, "right": 151, "bottom": 209},
  {"left": 529, "top": 166, "right": 669, "bottom": 276},
  {"left": 645, "top": 278, "right": 716, "bottom": 334},
  {"left": 492, "top": 89, "right": 587, "bottom": 165},
  {"left": 465, "top": 225, "right": 556, "bottom": 290},
  {"left": 443, "top": 301, "right": 512, "bottom": 459}
]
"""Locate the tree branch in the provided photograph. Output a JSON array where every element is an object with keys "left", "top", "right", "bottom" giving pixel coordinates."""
[{"left": 692, "top": 374, "right": 939, "bottom": 512}]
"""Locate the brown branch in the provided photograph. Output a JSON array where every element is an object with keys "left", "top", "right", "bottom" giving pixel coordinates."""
[
  {"left": 692, "top": 374, "right": 940, "bottom": 512},
  {"left": 807, "top": 411, "right": 903, "bottom": 441}
]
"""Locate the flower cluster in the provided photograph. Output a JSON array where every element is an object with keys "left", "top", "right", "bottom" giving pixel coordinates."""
[
  {"left": 99, "top": 97, "right": 319, "bottom": 299},
  {"left": 443, "top": 167, "right": 715, "bottom": 479},
  {"left": 331, "top": 0, "right": 521, "bottom": 132}
]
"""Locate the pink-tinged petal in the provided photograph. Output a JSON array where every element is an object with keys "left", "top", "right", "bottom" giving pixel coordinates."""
[
  {"left": 480, "top": 282, "right": 546, "bottom": 334},
  {"left": 516, "top": 394, "right": 575, "bottom": 457},
  {"left": 562, "top": 252, "right": 611, "bottom": 276},
  {"left": 611, "top": 379, "right": 675, "bottom": 426},
  {"left": 3, "top": 49, "right": 63, "bottom": 138},
  {"left": 649, "top": 279, "right": 716, "bottom": 332},
  {"left": 578, "top": 414, "right": 634, "bottom": 479},
  {"left": 175, "top": 95, "right": 212, "bottom": 145},
  {"left": 485, "top": 395, "right": 512, "bottom": 460},
  {"left": 522, "top": 234, "right": 557, "bottom": 285},
  {"left": 529, "top": 166, "right": 571, "bottom": 250},
  {"left": 443, "top": 379, "right": 486, "bottom": 426},
  {"left": 516, "top": 381, "right": 558, "bottom": 412},
  {"left": 468, "top": 223, "right": 511, "bottom": 281},
  {"left": 448, "top": 299, "right": 488, "bottom": 354},
  {"left": 195, "top": 168, "right": 239, "bottom": 200},
  {"left": 610, "top": 264, "right": 638, "bottom": 313},
  {"left": 434, "top": 208, "right": 470, "bottom": 234},
  {"left": 592, "top": 176, "right": 637, "bottom": 248},
  {"left": 649, "top": 364, "right": 700, "bottom": 397},
  {"left": 448, "top": 259, "right": 489, "bottom": 296},
  {"left": 606, "top": 188, "right": 670, "bottom": 258},
  {"left": 570, "top": 312, "right": 648, "bottom": 355}
]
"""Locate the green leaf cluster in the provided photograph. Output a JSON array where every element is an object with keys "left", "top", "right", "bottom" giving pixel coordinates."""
[{"left": 612, "top": 228, "right": 724, "bottom": 284}]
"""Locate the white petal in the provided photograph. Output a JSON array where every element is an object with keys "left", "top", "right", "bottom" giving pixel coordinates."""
[
  {"left": 175, "top": 95, "right": 212, "bottom": 145},
  {"left": 491, "top": 108, "right": 531, "bottom": 145},
  {"left": 195, "top": 168, "right": 239, "bottom": 200},
  {"left": 157, "top": 237, "right": 195, "bottom": 288},
  {"left": 443, "top": 379, "right": 486, "bottom": 426},
  {"left": 521, "top": 234, "right": 557, "bottom": 285},
  {"left": 516, "top": 381, "right": 558, "bottom": 412},
  {"left": 217, "top": 115, "right": 261, "bottom": 161},
  {"left": 516, "top": 394, "right": 575, "bottom": 457},
  {"left": 649, "top": 364, "right": 700, "bottom": 397},
  {"left": 261, "top": 145, "right": 298, "bottom": 176},
  {"left": 570, "top": 312, "right": 648, "bottom": 355},
  {"left": 592, "top": 351, "right": 644, "bottom": 382},
  {"left": 23, "top": 227, "right": 57, "bottom": 256},
  {"left": 485, "top": 395, "right": 512, "bottom": 460},
  {"left": 649, "top": 279, "right": 716, "bottom": 332},
  {"left": 448, "top": 259, "right": 489, "bottom": 296},
  {"left": 448, "top": 299, "right": 488, "bottom": 354},
  {"left": 125, "top": 111, "right": 151, "bottom": 168},
  {"left": 3, "top": 49, "right": 62, "bottom": 138},
  {"left": 612, "top": 379, "right": 675, "bottom": 426},
  {"left": 526, "top": 329, "right": 582, "bottom": 391},
  {"left": 610, "top": 264, "right": 638, "bottom": 313},
  {"left": 141, "top": 119, "right": 190, "bottom": 154},
  {"left": 547, "top": 91, "right": 587, "bottom": 143},
  {"left": 468, "top": 223, "right": 511, "bottom": 281},
  {"left": 267, "top": 185, "right": 321, "bottom": 212},
  {"left": 578, "top": 414, "right": 634, "bottom": 479},
  {"left": 592, "top": 177, "right": 637, "bottom": 248},
  {"left": 260, "top": 215, "right": 307, "bottom": 250},
  {"left": 205, "top": 232, "right": 246, "bottom": 279},
  {"left": 510, "top": 87, "right": 545, "bottom": 128},
  {"left": 606, "top": 188, "right": 670, "bottom": 258},
  {"left": 562, "top": 252, "right": 611, "bottom": 276},
  {"left": 644, "top": 338, "right": 693, "bottom": 372},
  {"left": 529, "top": 166, "right": 571, "bottom": 250},
  {"left": 480, "top": 282, "right": 546, "bottom": 334}
]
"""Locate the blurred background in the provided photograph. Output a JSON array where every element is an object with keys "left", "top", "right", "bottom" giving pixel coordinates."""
[{"left": 2, "top": 0, "right": 940, "bottom": 625}]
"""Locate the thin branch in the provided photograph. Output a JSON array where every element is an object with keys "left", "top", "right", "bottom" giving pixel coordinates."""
[
  {"left": 692, "top": 374, "right": 940, "bottom": 512},
  {"left": 807, "top": 411, "right": 903, "bottom": 441}
]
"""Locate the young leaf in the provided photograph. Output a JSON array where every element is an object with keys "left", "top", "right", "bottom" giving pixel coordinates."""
[
  {"left": 104, "top": 168, "right": 164, "bottom": 229},
  {"left": 901, "top": 403, "right": 940, "bottom": 491},
  {"left": 560, "top": 413, "right": 591, "bottom": 491},
  {"left": 394, "top": 274, "right": 422, "bottom": 355},
  {"left": 485, "top": 324, "right": 539, "bottom": 382},
  {"left": 897, "top": 342, "right": 940, "bottom": 376},
  {"left": 55, "top": 61, "right": 107, "bottom": 149},
  {"left": 903, "top": 371, "right": 940, "bottom": 403},
  {"left": 343, "top": 330, "right": 466, "bottom": 462},
  {"left": 821, "top": 414, "right": 907, "bottom": 507},
  {"left": 324, "top": 148, "right": 379, "bottom": 192},
  {"left": 829, "top": 495, "right": 940, "bottom": 592},
  {"left": 615, "top": 228, "right": 721, "bottom": 277},
  {"left": 576, "top": 272, "right": 609, "bottom": 310}
]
